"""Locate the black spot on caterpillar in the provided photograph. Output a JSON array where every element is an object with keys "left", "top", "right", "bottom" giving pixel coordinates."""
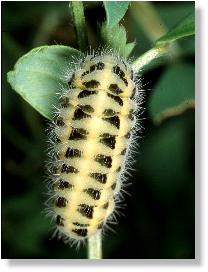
[
  {"left": 116, "top": 166, "right": 121, "bottom": 172},
  {"left": 78, "top": 204, "right": 94, "bottom": 219},
  {"left": 60, "top": 97, "right": 70, "bottom": 108},
  {"left": 97, "top": 223, "right": 103, "bottom": 229},
  {"left": 109, "top": 83, "right": 123, "bottom": 95},
  {"left": 107, "top": 92, "right": 123, "bottom": 106},
  {"left": 65, "top": 147, "right": 82, "bottom": 158},
  {"left": 78, "top": 104, "right": 94, "bottom": 113},
  {"left": 102, "top": 202, "right": 109, "bottom": 209},
  {"left": 94, "top": 154, "right": 112, "bottom": 168},
  {"left": 55, "top": 197, "right": 68, "bottom": 208},
  {"left": 58, "top": 180, "right": 74, "bottom": 190},
  {"left": 120, "top": 148, "right": 127, "bottom": 155},
  {"left": 99, "top": 133, "right": 116, "bottom": 149},
  {"left": 73, "top": 222, "right": 90, "bottom": 227},
  {"left": 69, "top": 128, "right": 88, "bottom": 140},
  {"left": 103, "top": 108, "right": 117, "bottom": 117},
  {"left": 61, "top": 164, "right": 79, "bottom": 174},
  {"left": 83, "top": 80, "right": 100, "bottom": 88},
  {"left": 103, "top": 115, "right": 120, "bottom": 129},
  {"left": 89, "top": 172, "right": 107, "bottom": 184},
  {"left": 82, "top": 62, "right": 105, "bottom": 77},
  {"left": 72, "top": 108, "right": 91, "bottom": 120},
  {"left": 56, "top": 116, "right": 65, "bottom": 127},
  {"left": 72, "top": 228, "right": 88, "bottom": 237},
  {"left": 68, "top": 73, "right": 75, "bottom": 88},
  {"left": 84, "top": 188, "right": 101, "bottom": 200},
  {"left": 112, "top": 65, "right": 128, "bottom": 86},
  {"left": 56, "top": 215, "right": 65, "bottom": 227},
  {"left": 78, "top": 90, "right": 98, "bottom": 98}
]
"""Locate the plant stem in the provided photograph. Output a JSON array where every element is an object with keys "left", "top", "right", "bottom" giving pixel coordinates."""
[
  {"left": 132, "top": 46, "right": 168, "bottom": 72},
  {"left": 154, "top": 99, "right": 195, "bottom": 125},
  {"left": 130, "top": 2, "right": 181, "bottom": 69},
  {"left": 70, "top": 1, "right": 88, "bottom": 51},
  {"left": 87, "top": 231, "right": 102, "bottom": 259},
  {"left": 130, "top": 2, "right": 167, "bottom": 42}
]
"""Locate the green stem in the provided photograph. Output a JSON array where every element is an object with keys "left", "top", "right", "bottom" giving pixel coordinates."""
[
  {"left": 87, "top": 231, "right": 102, "bottom": 259},
  {"left": 130, "top": 2, "right": 181, "bottom": 68},
  {"left": 132, "top": 46, "right": 168, "bottom": 72},
  {"left": 130, "top": 2, "right": 167, "bottom": 42},
  {"left": 70, "top": 1, "right": 88, "bottom": 51}
]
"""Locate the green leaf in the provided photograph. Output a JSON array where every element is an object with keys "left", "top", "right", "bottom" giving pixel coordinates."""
[
  {"left": 2, "top": 192, "right": 49, "bottom": 255},
  {"left": 155, "top": 2, "right": 194, "bottom": 30},
  {"left": 139, "top": 112, "right": 194, "bottom": 201},
  {"left": 156, "top": 11, "right": 195, "bottom": 46},
  {"left": 100, "top": 22, "right": 135, "bottom": 58},
  {"left": 7, "top": 45, "right": 80, "bottom": 120},
  {"left": 149, "top": 63, "right": 195, "bottom": 124},
  {"left": 104, "top": 1, "right": 129, "bottom": 27}
]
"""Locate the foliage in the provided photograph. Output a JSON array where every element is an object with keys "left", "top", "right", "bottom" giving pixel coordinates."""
[
  {"left": 3, "top": 1, "right": 195, "bottom": 259},
  {"left": 156, "top": 11, "right": 195, "bottom": 45},
  {"left": 149, "top": 63, "right": 195, "bottom": 124},
  {"left": 100, "top": 22, "right": 135, "bottom": 58},
  {"left": 7, "top": 1, "right": 195, "bottom": 122},
  {"left": 7, "top": 45, "right": 80, "bottom": 120},
  {"left": 104, "top": 1, "right": 129, "bottom": 27}
]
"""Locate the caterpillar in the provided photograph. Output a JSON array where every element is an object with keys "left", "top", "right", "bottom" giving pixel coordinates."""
[{"left": 46, "top": 50, "right": 143, "bottom": 245}]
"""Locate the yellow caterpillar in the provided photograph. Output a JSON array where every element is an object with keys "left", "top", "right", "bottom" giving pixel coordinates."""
[{"left": 47, "top": 52, "right": 141, "bottom": 243}]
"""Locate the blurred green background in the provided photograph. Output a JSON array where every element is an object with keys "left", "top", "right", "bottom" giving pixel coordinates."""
[{"left": 2, "top": 1, "right": 195, "bottom": 259}]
